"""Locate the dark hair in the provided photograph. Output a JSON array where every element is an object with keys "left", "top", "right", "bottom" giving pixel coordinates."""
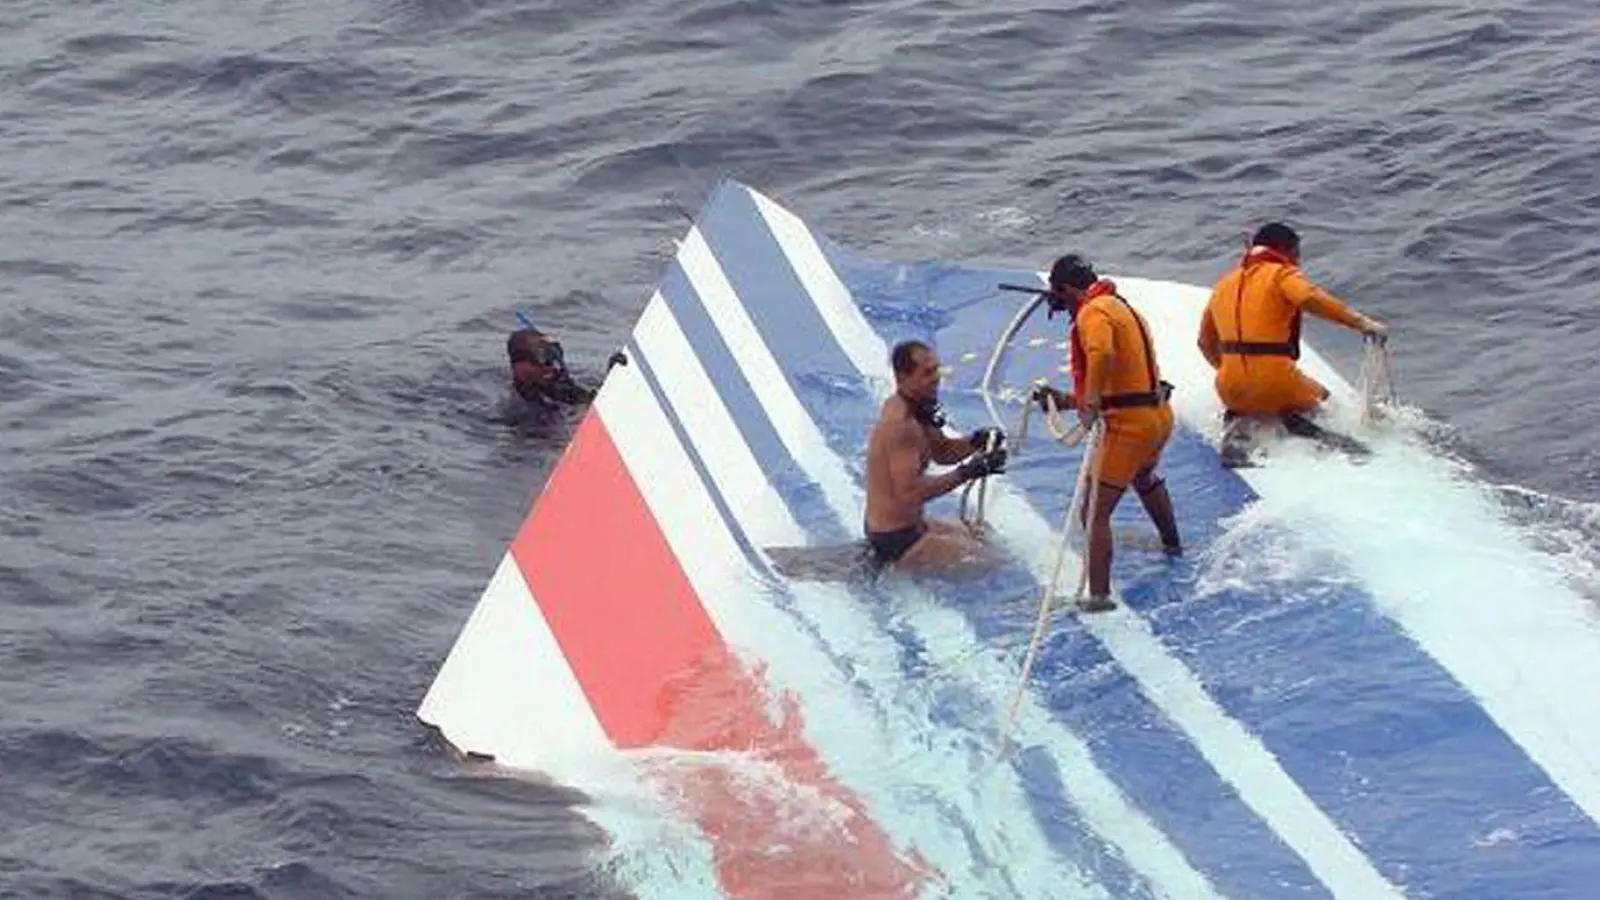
[
  {"left": 1251, "top": 222, "right": 1300, "bottom": 256},
  {"left": 1049, "top": 254, "right": 1097, "bottom": 291},
  {"left": 507, "top": 328, "right": 546, "bottom": 363},
  {"left": 891, "top": 340, "right": 932, "bottom": 376}
]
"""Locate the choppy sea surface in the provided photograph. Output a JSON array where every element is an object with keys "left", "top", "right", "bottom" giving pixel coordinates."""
[{"left": 3, "top": 1, "right": 1597, "bottom": 897}]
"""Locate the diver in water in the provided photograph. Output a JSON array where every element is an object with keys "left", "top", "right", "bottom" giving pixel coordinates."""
[
  {"left": 1196, "top": 223, "right": 1389, "bottom": 467},
  {"left": 862, "top": 339, "right": 1007, "bottom": 575},
  {"left": 505, "top": 326, "right": 627, "bottom": 417}
]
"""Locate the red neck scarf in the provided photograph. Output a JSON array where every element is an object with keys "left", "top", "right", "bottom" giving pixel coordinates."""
[{"left": 1069, "top": 278, "right": 1119, "bottom": 397}]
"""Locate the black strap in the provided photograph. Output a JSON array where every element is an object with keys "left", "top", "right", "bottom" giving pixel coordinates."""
[
  {"left": 1233, "top": 262, "right": 1250, "bottom": 354},
  {"left": 1101, "top": 391, "right": 1162, "bottom": 409},
  {"left": 1216, "top": 340, "right": 1297, "bottom": 357},
  {"left": 1120, "top": 295, "right": 1160, "bottom": 394},
  {"left": 1228, "top": 264, "right": 1302, "bottom": 361},
  {"left": 1105, "top": 293, "right": 1172, "bottom": 410}
]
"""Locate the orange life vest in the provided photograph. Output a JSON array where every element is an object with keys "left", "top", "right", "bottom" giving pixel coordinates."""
[
  {"left": 1215, "top": 245, "right": 1303, "bottom": 360},
  {"left": 1069, "top": 278, "right": 1168, "bottom": 408}
]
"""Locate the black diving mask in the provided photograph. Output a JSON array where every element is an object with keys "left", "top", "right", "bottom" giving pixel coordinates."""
[
  {"left": 1045, "top": 289, "right": 1078, "bottom": 320},
  {"left": 513, "top": 340, "right": 565, "bottom": 369}
]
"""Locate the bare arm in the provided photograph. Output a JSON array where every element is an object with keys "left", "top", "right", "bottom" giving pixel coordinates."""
[
  {"left": 927, "top": 428, "right": 974, "bottom": 465},
  {"left": 887, "top": 419, "right": 969, "bottom": 505}
]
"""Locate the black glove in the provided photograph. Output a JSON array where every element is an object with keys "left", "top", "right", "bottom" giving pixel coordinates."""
[
  {"left": 1031, "top": 384, "right": 1070, "bottom": 413},
  {"left": 957, "top": 447, "right": 1007, "bottom": 481},
  {"left": 967, "top": 426, "right": 1005, "bottom": 451}
]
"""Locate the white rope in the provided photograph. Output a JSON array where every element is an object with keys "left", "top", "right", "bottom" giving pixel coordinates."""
[
  {"left": 1016, "top": 389, "right": 1033, "bottom": 448},
  {"left": 1358, "top": 335, "right": 1397, "bottom": 426},
  {"left": 1042, "top": 395, "right": 1086, "bottom": 445},
  {"left": 994, "top": 412, "right": 1104, "bottom": 759},
  {"left": 1015, "top": 382, "right": 1090, "bottom": 452}
]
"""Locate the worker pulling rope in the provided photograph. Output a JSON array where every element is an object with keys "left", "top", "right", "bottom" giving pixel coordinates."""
[{"left": 968, "top": 278, "right": 1113, "bottom": 760}]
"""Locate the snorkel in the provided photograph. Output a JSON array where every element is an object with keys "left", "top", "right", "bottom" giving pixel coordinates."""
[{"left": 1000, "top": 282, "right": 1076, "bottom": 319}]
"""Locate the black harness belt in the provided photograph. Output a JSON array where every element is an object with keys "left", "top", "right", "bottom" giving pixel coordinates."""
[
  {"left": 1089, "top": 294, "right": 1175, "bottom": 413},
  {"left": 1216, "top": 340, "right": 1297, "bottom": 357},
  {"left": 1100, "top": 379, "right": 1174, "bottom": 410}
]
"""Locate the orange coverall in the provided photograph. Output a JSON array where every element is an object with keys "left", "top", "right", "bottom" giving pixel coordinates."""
[
  {"left": 1074, "top": 291, "right": 1174, "bottom": 489},
  {"left": 1198, "top": 257, "right": 1367, "bottom": 416}
]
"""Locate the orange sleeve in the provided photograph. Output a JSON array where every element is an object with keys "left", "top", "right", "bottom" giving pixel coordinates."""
[
  {"left": 1078, "top": 305, "right": 1115, "bottom": 403},
  {"left": 1197, "top": 307, "right": 1220, "bottom": 369},
  {"left": 1279, "top": 268, "right": 1366, "bottom": 330}
]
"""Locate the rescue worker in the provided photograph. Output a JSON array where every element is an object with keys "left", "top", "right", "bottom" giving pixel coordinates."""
[
  {"left": 1030, "top": 255, "right": 1182, "bottom": 613},
  {"left": 1197, "top": 223, "right": 1388, "bottom": 465}
]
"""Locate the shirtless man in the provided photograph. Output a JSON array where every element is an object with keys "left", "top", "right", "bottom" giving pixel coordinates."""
[{"left": 863, "top": 340, "right": 1008, "bottom": 573}]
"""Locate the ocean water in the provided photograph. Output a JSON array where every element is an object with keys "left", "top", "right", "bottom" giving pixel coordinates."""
[{"left": 2, "top": 0, "right": 1597, "bottom": 897}]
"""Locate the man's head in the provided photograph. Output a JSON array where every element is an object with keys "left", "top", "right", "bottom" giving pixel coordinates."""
[
  {"left": 891, "top": 339, "right": 941, "bottom": 405},
  {"left": 1047, "top": 254, "right": 1098, "bottom": 315},
  {"left": 1251, "top": 222, "right": 1301, "bottom": 262},
  {"left": 507, "top": 328, "right": 568, "bottom": 402}
]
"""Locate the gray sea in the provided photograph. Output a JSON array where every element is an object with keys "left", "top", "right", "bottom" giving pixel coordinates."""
[{"left": 3, "top": 1, "right": 1597, "bottom": 897}]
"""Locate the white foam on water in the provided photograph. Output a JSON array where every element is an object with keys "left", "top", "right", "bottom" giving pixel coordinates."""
[
  {"left": 472, "top": 744, "right": 726, "bottom": 900},
  {"left": 1191, "top": 497, "right": 1355, "bottom": 607},
  {"left": 417, "top": 555, "right": 727, "bottom": 898},
  {"left": 1231, "top": 422, "right": 1600, "bottom": 827},
  {"left": 759, "top": 193, "right": 1404, "bottom": 900},
  {"left": 580, "top": 774, "right": 726, "bottom": 900},
  {"left": 664, "top": 220, "right": 1235, "bottom": 898},
  {"left": 605, "top": 300, "right": 1110, "bottom": 899},
  {"left": 1109, "top": 273, "right": 1600, "bottom": 828},
  {"left": 1493, "top": 486, "right": 1600, "bottom": 603}
]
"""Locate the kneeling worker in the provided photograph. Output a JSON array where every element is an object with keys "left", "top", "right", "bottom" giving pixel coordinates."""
[
  {"left": 1197, "top": 223, "right": 1389, "bottom": 465},
  {"left": 1031, "top": 255, "right": 1182, "bottom": 613},
  {"left": 864, "top": 340, "right": 1008, "bottom": 574}
]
